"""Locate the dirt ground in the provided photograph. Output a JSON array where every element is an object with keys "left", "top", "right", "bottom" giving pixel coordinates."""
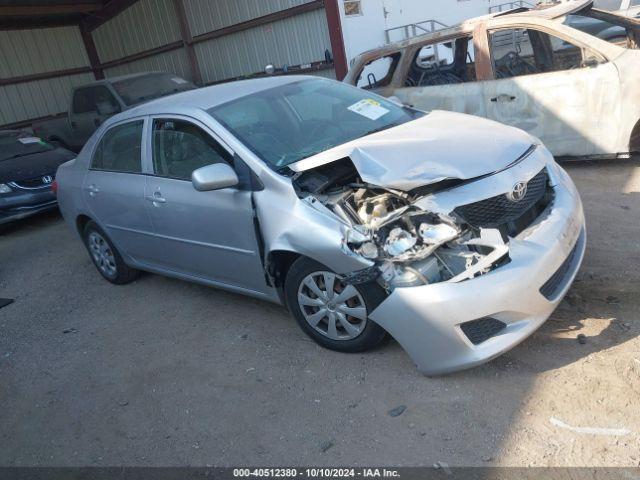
[{"left": 0, "top": 159, "right": 639, "bottom": 467}]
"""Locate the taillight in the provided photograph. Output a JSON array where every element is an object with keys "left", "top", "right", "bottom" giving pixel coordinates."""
[{"left": 51, "top": 180, "right": 58, "bottom": 195}]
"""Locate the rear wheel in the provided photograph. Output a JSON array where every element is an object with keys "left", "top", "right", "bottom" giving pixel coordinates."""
[
  {"left": 83, "top": 221, "right": 139, "bottom": 284},
  {"left": 285, "top": 258, "right": 387, "bottom": 353}
]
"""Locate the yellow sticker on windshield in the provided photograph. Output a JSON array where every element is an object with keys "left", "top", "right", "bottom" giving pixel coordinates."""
[{"left": 348, "top": 99, "right": 389, "bottom": 121}]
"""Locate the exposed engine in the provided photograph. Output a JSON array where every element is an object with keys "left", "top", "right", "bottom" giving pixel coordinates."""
[{"left": 293, "top": 158, "right": 509, "bottom": 290}]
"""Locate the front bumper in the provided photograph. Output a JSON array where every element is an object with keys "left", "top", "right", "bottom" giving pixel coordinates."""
[
  {"left": 369, "top": 165, "right": 586, "bottom": 375},
  {"left": 0, "top": 189, "right": 58, "bottom": 225}
]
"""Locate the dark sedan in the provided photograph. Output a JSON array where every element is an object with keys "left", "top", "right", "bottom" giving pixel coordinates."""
[{"left": 0, "top": 131, "right": 75, "bottom": 224}]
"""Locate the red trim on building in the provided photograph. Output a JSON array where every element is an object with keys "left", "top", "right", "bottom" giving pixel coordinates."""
[{"left": 323, "top": 0, "right": 348, "bottom": 80}]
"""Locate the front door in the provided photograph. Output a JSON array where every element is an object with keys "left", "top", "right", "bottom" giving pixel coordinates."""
[
  {"left": 142, "top": 117, "right": 267, "bottom": 293},
  {"left": 483, "top": 26, "right": 622, "bottom": 156},
  {"left": 82, "top": 118, "right": 156, "bottom": 264}
]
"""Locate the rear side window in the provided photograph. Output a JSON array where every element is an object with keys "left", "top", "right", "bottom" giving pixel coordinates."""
[
  {"left": 152, "top": 119, "right": 232, "bottom": 180},
  {"left": 356, "top": 53, "right": 401, "bottom": 89},
  {"left": 91, "top": 121, "right": 143, "bottom": 173}
]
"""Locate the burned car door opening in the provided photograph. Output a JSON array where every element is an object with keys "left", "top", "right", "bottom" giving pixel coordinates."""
[{"left": 56, "top": 76, "right": 586, "bottom": 376}]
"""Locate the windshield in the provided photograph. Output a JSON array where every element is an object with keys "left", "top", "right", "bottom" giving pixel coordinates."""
[
  {"left": 113, "top": 73, "right": 196, "bottom": 106},
  {"left": 208, "top": 78, "right": 423, "bottom": 168},
  {"left": 0, "top": 133, "right": 54, "bottom": 162}
]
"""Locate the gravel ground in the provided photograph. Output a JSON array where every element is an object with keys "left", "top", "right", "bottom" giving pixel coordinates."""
[{"left": 0, "top": 159, "right": 639, "bottom": 467}]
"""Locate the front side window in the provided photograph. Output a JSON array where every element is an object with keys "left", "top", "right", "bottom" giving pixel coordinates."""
[
  {"left": 91, "top": 120, "right": 143, "bottom": 173},
  {"left": 405, "top": 36, "right": 476, "bottom": 86},
  {"left": 209, "top": 79, "right": 423, "bottom": 168},
  {"left": 564, "top": 11, "right": 636, "bottom": 48},
  {"left": 489, "top": 28, "right": 603, "bottom": 79},
  {"left": 152, "top": 119, "right": 232, "bottom": 181}
]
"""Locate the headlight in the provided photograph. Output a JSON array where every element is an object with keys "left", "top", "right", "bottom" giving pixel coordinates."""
[{"left": 0, "top": 183, "right": 12, "bottom": 194}]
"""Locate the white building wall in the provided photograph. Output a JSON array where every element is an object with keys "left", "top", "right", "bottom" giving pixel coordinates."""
[{"left": 338, "top": 0, "right": 526, "bottom": 65}]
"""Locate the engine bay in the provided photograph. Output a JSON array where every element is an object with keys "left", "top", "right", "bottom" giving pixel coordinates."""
[{"left": 293, "top": 158, "right": 511, "bottom": 290}]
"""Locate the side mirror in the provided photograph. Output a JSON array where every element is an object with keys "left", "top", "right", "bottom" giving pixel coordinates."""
[
  {"left": 96, "top": 101, "right": 119, "bottom": 116},
  {"left": 192, "top": 163, "right": 239, "bottom": 192}
]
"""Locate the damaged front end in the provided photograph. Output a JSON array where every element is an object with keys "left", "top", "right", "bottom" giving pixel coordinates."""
[{"left": 292, "top": 157, "right": 537, "bottom": 292}]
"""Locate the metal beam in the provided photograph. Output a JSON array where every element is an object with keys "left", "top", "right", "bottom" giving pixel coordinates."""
[
  {"left": 323, "top": 0, "right": 348, "bottom": 80},
  {"left": 0, "top": 15, "right": 79, "bottom": 29},
  {"left": 0, "top": 66, "right": 92, "bottom": 87},
  {"left": 173, "top": 0, "right": 202, "bottom": 85},
  {"left": 0, "top": 3, "right": 100, "bottom": 15},
  {"left": 80, "top": 19, "right": 104, "bottom": 80},
  {"left": 83, "top": 0, "right": 141, "bottom": 32},
  {"left": 192, "top": 0, "right": 325, "bottom": 45}
]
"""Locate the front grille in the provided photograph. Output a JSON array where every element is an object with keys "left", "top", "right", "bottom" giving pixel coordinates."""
[
  {"left": 540, "top": 231, "right": 583, "bottom": 301},
  {"left": 454, "top": 168, "right": 549, "bottom": 232},
  {"left": 12, "top": 175, "right": 54, "bottom": 190},
  {"left": 460, "top": 317, "right": 507, "bottom": 345}
]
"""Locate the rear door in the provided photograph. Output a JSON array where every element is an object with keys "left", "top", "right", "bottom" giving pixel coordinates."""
[
  {"left": 82, "top": 118, "right": 156, "bottom": 263},
  {"left": 483, "top": 25, "right": 622, "bottom": 156},
  {"left": 142, "top": 116, "right": 267, "bottom": 293},
  {"left": 391, "top": 34, "right": 488, "bottom": 118}
]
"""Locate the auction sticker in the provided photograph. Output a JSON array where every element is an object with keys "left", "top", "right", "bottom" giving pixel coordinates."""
[{"left": 348, "top": 99, "right": 389, "bottom": 121}]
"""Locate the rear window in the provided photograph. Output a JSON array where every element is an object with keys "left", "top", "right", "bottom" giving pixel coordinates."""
[
  {"left": 91, "top": 121, "right": 143, "bottom": 173},
  {"left": 112, "top": 73, "right": 196, "bottom": 106}
]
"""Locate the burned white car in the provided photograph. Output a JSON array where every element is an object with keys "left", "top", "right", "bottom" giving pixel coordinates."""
[
  {"left": 56, "top": 77, "right": 585, "bottom": 375},
  {"left": 346, "top": 0, "right": 640, "bottom": 159}
]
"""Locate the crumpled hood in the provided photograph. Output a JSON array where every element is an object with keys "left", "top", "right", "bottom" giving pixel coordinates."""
[{"left": 289, "top": 110, "right": 537, "bottom": 191}]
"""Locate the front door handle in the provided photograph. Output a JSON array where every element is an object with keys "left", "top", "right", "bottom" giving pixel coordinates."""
[
  {"left": 145, "top": 193, "right": 166, "bottom": 205},
  {"left": 85, "top": 184, "right": 99, "bottom": 196},
  {"left": 491, "top": 94, "right": 516, "bottom": 102},
  {"left": 71, "top": 121, "right": 78, "bottom": 128}
]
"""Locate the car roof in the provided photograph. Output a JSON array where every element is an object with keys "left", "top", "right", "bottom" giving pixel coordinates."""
[
  {"left": 488, "top": 0, "right": 593, "bottom": 20},
  {"left": 111, "top": 75, "right": 314, "bottom": 119}
]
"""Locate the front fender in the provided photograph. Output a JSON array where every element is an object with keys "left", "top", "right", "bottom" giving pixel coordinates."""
[{"left": 255, "top": 188, "right": 372, "bottom": 275}]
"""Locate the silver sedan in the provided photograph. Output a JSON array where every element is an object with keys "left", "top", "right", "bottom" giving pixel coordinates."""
[{"left": 55, "top": 76, "right": 586, "bottom": 375}]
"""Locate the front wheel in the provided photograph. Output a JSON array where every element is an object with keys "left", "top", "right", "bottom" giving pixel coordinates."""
[{"left": 284, "top": 258, "right": 387, "bottom": 353}]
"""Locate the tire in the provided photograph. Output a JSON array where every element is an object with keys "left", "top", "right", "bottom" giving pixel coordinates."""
[
  {"left": 284, "top": 257, "right": 388, "bottom": 353},
  {"left": 82, "top": 221, "right": 140, "bottom": 285}
]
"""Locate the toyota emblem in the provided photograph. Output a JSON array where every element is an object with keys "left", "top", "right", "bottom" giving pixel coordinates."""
[
  {"left": 42, "top": 175, "right": 53, "bottom": 184},
  {"left": 507, "top": 181, "right": 528, "bottom": 202}
]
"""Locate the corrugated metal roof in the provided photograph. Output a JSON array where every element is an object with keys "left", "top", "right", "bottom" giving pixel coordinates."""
[
  {"left": 0, "top": 26, "right": 89, "bottom": 78},
  {"left": 195, "top": 9, "right": 331, "bottom": 84},
  {"left": 103, "top": 48, "right": 192, "bottom": 81},
  {"left": 183, "top": 0, "right": 314, "bottom": 37},
  {"left": 93, "top": 0, "right": 181, "bottom": 63}
]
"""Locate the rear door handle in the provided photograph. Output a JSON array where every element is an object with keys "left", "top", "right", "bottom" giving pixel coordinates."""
[
  {"left": 71, "top": 121, "right": 78, "bottom": 128},
  {"left": 85, "top": 184, "right": 99, "bottom": 196},
  {"left": 491, "top": 94, "right": 516, "bottom": 102}
]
